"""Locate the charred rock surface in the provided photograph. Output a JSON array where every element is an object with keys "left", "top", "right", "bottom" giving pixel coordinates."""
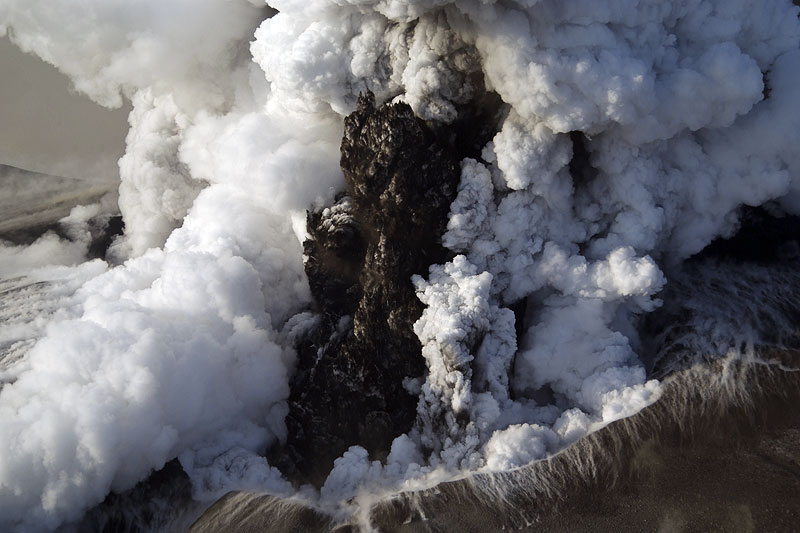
[{"left": 273, "top": 92, "right": 484, "bottom": 485}]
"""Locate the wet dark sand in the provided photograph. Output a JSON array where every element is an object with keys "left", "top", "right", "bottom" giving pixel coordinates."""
[{"left": 191, "top": 361, "right": 800, "bottom": 532}]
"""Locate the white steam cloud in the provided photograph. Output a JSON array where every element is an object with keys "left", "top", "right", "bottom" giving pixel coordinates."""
[{"left": 1, "top": 0, "right": 799, "bottom": 530}]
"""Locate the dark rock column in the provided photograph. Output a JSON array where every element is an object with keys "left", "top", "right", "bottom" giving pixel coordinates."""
[{"left": 272, "top": 93, "right": 461, "bottom": 485}]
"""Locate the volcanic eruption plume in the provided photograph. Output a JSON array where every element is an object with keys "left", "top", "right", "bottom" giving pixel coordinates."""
[{"left": 1, "top": 1, "right": 800, "bottom": 531}]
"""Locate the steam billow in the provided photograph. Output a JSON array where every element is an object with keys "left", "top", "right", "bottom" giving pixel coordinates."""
[{"left": 1, "top": 0, "right": 800, "bottom": 530}]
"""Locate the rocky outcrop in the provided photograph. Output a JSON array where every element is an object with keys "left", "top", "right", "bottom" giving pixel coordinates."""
[{"left": 272, "top": 92, "right": 465, "bottom": 485}]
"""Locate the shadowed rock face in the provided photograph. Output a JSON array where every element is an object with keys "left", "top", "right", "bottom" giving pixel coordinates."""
[{"left": 273, "top": 92, "right": 464, "bottom": 485}]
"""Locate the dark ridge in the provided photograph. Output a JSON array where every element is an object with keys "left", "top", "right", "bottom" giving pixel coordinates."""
[
  {"left": 691, "top": 205, "right": 800, "bottom": 264},
  {"left": 271, "top": 92, "right": 463, "bottom": 486}
]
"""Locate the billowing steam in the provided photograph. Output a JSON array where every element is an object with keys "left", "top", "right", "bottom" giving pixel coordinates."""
[{"left": 1, "top": 0, "right": 799, "bottom": 530}]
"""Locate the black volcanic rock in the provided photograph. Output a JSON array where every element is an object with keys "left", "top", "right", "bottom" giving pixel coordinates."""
[{"left": 272, "top": 93, "right": 466, "bottom": 485}]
